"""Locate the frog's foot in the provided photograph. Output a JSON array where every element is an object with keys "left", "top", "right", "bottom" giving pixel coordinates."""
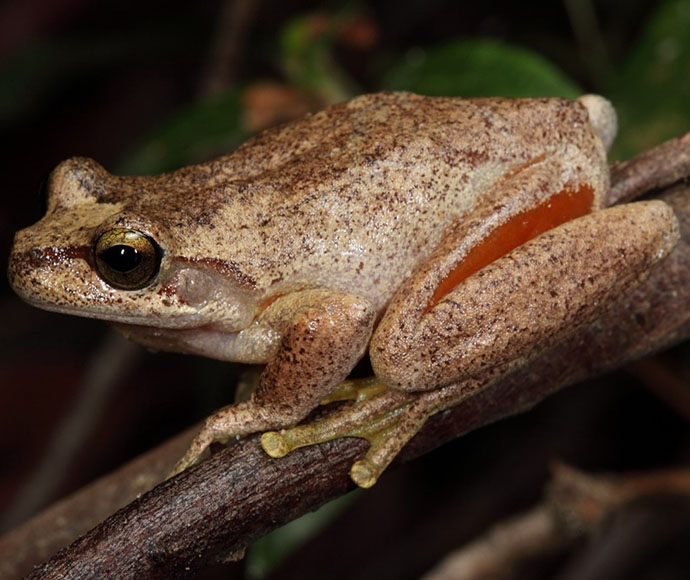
[
  {"left": 167, "top": 400, "right": 276, "bottom": 479},
  {"left": 167, "top": 425, "right": 219, "bottom": 479},
  {"left": 261, "top": 377, "right": 434, "bottom": 488}
]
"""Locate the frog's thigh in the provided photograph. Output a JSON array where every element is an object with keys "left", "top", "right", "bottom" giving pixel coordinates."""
[
  {"left": 371, "top": 201, "right": 678, "bottom": 393},
  {"left": 371, "top": 153, "right": 597, "bottom": 386}
]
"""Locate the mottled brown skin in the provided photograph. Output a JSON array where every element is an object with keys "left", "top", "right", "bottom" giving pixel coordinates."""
[{"left": 7, "top": 92, "right": 679, "bottom": 487}]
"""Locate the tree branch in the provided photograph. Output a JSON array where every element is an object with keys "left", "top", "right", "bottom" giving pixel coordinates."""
[
  {"left": 608, "top": 131, "right": 690, "bottom": 205},
  {"left": 421, "top": 464, "right": 690, "bottom": 580},
  {"left": 2, "top": 136, "right": 690, "bottom": 579}
]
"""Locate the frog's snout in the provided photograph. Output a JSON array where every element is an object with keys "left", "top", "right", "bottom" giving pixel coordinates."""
[{"left": 8, "top": 239, "right": 89, "bottom": 306}]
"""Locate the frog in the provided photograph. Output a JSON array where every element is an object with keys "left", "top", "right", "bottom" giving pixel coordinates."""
[{"left": 8, "top": 92, "right": 679, "bottom": 488}]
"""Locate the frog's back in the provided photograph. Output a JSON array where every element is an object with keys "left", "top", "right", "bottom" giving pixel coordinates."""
[
  {"left": 200, "top": 93, "right": 601, "bottom": 307},
  {"left": 220, "top": 92, "right": 593, "bottom": 181}
]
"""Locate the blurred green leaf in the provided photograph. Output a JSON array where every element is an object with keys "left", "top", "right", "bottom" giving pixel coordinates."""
[
  {"left": 607, "top": 0, "right": 690, "bottom": 160},
  {"left": 381, "top": 38, "right": 580, "bottom": 98},
  {"left": 279, "top": 13, "right": 356, "bottom": 103},
  {"left": 117, "top": 91, "right": 245, "bottom": 175},
  {"left": 245, "top": 493, "right": 356, "bottom": 579}
]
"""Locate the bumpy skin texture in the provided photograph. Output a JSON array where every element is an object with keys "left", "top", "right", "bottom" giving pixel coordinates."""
[
  {"left": 9, "top": 93, "right": 607, "bottom": 332},
  {"left": 7, "top": 92, "right": 680, "bottom": 485},
  {"left": 372, "top": 201, "right": 679, "bottom": 392}
]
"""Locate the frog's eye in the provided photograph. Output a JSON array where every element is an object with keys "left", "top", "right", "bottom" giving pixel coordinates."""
[{"left": 94, "top": 228, "right": 162, "bottom": 290}]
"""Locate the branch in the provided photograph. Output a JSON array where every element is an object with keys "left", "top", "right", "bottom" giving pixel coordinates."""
[
  {"left": 608, "top": 131, "right": 690, "bottom": 205},
  {"left": 3, "top": 136, "right": 690, "bottom": 578},
  {"left": 0, "top": 332, "right": 142, "bottom": 533},
  {"left": 421, "top": 464, "right": 690, "bottom": 580}
]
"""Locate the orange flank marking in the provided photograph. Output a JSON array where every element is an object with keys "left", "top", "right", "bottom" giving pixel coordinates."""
[{"left": 424, "top": 183, "right": 595, "bottom": 314}]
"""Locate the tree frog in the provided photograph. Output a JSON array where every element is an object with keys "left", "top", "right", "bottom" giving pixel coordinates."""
[{"left": 8, "top": 92, "right": 679, "bottom": 487}]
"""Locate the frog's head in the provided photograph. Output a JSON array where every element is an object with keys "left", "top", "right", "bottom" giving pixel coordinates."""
[{"left": 8, "top": 157, "right": 259, "bottom": 340}]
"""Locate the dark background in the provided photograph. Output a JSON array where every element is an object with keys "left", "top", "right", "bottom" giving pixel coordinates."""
[{"left": 1, "top": 1, "right": 689, "bottom": 578}]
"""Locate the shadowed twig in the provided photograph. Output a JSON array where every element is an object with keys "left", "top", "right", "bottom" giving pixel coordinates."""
[
  {"left": 626, "top": 356, "right": 690, "bottom": 422},
  {"left": 0, "top": 332, "right": 142, "bottom": 533},
  {"left": 199, "top": 0, "right": 259, "bottom": 96},
  {"left": 421, "top": 464, "right": 690, "bottom": 580}
]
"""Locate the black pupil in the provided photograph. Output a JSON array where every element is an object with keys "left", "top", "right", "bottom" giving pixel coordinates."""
[{"left": 100, "top": 245, "right": 142, "bottom": 272}]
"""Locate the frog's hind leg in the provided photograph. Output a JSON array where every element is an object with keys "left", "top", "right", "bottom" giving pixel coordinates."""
[
  {"left": 332, "top": 200, "right": 677, "bottom": 486},
  {"left": 261, "top": 183, "right": 676, "bottom": 489},
  {"left": 264, "top": 169, "right": 676, "bottom": 488},
  {"left": 371, "top": 200, "right": 678, "bottom": 395}
]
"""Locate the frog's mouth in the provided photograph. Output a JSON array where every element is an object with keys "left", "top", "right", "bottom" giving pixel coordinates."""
[
  {"left": 14, "top": 293, "right": 239, "bottom": 330},
  {"left": 13, "top": 281, "right": 258, "bottom": 335}
]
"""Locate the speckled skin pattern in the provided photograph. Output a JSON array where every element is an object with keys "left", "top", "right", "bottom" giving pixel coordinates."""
[{"left": 8, "top": 92, "right": 680, "bottom": 483}]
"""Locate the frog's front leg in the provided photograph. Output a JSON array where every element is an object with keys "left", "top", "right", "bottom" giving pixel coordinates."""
[{"left": 169, "top": 290, "right": 376, "bottom": 478}]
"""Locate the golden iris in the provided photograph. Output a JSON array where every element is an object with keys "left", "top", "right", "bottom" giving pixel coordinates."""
[{"left": 94, "top": 228, "right": 161, "bottom": 290}]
